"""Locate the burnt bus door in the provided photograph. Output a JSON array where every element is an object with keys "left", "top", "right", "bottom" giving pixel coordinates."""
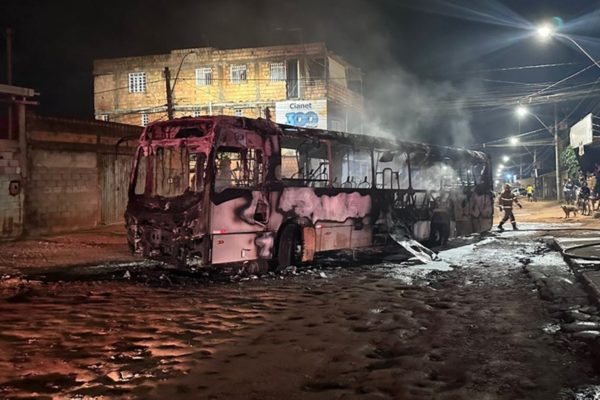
[{"left": 208, "top": 140, "right": 271, "bottom": 265}]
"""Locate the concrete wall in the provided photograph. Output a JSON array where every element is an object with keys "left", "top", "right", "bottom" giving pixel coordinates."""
[
  {"left": 0, "top": 140, "right": 24, "bottom": 239},
  {"left": 27, "top": 149, "right": 99, "bottom": 235},
  {"left": 22, "top": 115, "right": 141, "bottom": 236}
]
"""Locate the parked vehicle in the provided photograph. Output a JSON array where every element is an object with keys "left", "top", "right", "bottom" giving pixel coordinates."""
[
  {"left": 512, "top": 187, "right": 527, "bottom": 197},
  {"left": 125, "top": 116, "right": 494, "bottom": 270}
]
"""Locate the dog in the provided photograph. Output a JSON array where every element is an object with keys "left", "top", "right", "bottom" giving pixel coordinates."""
[{"left": 561, "top": 205, "right": 578, "bottom": 218}]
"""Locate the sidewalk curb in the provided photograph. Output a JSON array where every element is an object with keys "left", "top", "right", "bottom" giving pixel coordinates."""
[{"left": 553, "top": 238, "right": 600, "bottom": 306}]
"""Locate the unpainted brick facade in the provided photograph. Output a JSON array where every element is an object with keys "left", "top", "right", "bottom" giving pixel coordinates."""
[{"left": 93, "top": 43, "right": 364, "bottom": 131}]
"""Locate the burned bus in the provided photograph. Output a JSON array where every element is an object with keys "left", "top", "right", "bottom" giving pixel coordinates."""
[{"left": 125, "top": 116, "right": 493, "bottom": 271}]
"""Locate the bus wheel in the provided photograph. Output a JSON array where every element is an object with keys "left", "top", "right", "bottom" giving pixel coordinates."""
[{"left": 277, "top": 224, "right": 301, "bottom": 271}]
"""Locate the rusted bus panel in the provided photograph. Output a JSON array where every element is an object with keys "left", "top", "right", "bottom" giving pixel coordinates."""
[
  {"left": 301, "top": 226, "right": 316, "bottom": 262},
  {"left": 313, "top": 217, "right": 373, "bottom": 252},
  {"left": 350, "top": 224, "right": 373, "bottom": 248},
  {"left": 317, "top": 225, "right": 351, "bottom": 251}
]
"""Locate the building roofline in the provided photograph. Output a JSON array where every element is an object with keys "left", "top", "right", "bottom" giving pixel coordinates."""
[
  {"left": 0, "top": 84, "right": 36, "bottom": 97},
  {"left": 93, "top": 42, "right": 331, "bottom": 72}
]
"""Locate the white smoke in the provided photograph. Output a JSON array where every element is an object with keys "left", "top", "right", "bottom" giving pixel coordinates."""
[{"left": 358, "top": 66, "right": 479, "bottom": 147}]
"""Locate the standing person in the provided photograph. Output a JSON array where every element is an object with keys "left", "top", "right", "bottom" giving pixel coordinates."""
[
  {"left": 498, "top": 184, "right": 522, "bottom": 231},
  {"left": 563, "top": 179, "right": 575, "bottom": 205},
  {"left": 579, "top": 182, "right": 591, "bottom": 216},
  {"left": 526, "top": 184, "right": 534, "bottom": 202},
  {"left": 594, "top": 163, "right": 600, "bottom": 211}
]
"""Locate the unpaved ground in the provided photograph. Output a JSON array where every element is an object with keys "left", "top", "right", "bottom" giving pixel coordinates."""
[
  {"left": 494, "top": 200, "right": 600, "bottom": 226},
  {"left": 0, "top": 225, "right": 139, "bottom": 274},
  {"left": 0, "top": 226, "right": 598, "bottom": 399}
]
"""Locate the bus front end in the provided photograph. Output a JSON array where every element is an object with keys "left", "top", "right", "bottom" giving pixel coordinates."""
[{"left": 126, "top": 118, "right": 216, "bottom": 266}]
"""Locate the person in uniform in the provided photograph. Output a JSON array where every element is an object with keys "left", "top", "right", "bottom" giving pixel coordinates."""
[{"left": 498, "top": 183, "right": 522, "bottom": 231}]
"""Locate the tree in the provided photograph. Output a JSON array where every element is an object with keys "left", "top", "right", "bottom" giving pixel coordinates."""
[{"left": 560, "top": 146, "right": 581, "bottom": 182}]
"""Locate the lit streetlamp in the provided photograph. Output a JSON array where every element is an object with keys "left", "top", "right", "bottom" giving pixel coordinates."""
[
  {"left": 516, "top": 105, "right": 560, "bottom": 201},
  {"left": 535, "top": 23, "right": 600, "bottom": 71},
  {"left": 502, "top": 155, "right": 510, "bottom": 163}
]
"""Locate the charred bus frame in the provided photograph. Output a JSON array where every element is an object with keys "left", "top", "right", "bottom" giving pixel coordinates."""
[{"left": 126, "top": 116, "right": 493, "bottom": 271}]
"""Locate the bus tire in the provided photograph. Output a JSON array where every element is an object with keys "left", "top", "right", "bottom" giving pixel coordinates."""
[{"left": 276, "top": 224, "right": 301, "bottom": 271}]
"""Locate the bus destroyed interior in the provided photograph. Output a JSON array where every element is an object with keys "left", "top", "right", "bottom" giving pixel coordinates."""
[{"left": 126, "top": 116, "right": 493, "bottom": 272}]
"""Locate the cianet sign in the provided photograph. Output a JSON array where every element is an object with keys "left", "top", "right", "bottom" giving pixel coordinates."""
[{"left": 275, "top": 99, "right": 328, "bottom": 129}]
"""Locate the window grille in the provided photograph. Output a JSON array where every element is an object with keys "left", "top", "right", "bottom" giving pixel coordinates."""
[
  {"left": 230, "top": 64, "right": 247, "bottom": 83},
  {"left": 128, "top": 72, "right": 146, "bottom": 93},
  {"left": 269, "top": 62, "right": 286, "bottom": 81},
  {"left": 195, "top": 67, "right": 213, "bottom": 86}
]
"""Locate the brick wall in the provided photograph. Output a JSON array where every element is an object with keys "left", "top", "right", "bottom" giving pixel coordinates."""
[{"left": 0, "top": 140, "right": 23, "bottom": 239}]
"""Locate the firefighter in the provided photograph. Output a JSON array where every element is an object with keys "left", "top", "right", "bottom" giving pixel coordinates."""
[{"left": 498, "top": 183, "right": 522, "bottom": 231}]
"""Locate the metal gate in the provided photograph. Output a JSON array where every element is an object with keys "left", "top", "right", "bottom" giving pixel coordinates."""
[{"left": 100, "top": 153, "right": 132, "bottom": 224}]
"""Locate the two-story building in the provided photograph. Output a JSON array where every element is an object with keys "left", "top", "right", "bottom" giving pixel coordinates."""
[{"left": 93, "top": 42, "right": 364, "bottom": 132}]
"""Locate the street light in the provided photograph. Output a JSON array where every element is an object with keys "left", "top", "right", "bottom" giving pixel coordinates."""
[
  {"left": 516, "top": 105, "right": 528, "bottom": 118},
  {"left": 509, "top": 136, "right": 520, "bottom": 145},
  {"left": 502, "top": 155, "right": 510, "bottom": 162},
  {"left": 515, "top": 105, "right": 560, "bottom": 201},
  {"left": 536, "top": 24, "right": 554, "bottom": 41},
  {"left": 535, "top": 22, "right": 600, "bottom": 71}
]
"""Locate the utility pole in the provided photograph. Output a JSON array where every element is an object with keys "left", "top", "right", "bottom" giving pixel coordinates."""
[
  {"left": 554, "top": 103, "right": 560, "bottom": 201},
  {"left": 6, "top": 28, "right": 13, "bottom": 84},
  {"left": 6, "top": 28, "right": 13, "bottom": 140},
  {"left": 164, "top": 67, "right": 174, "bottom": 120}
]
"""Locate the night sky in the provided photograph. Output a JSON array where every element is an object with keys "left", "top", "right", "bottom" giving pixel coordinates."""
[{"left": 2, "top": 0, "right": 600, "bottom": 160}]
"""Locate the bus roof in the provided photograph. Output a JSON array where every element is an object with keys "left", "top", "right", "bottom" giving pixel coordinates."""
[{"left": 142, "top": 116, "right": 489, "bottom": 165}]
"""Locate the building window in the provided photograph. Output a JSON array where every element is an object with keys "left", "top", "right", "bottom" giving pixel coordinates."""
[
  {"left": 192, "top": 109, "right": 201, "bottom": 117},
  {"left": 270, "top": 62, "right": 286, "bottom": 81},
  {"left": 97, "top": 114, "right": 109, "bottom": 122},
  {"left": 234, "top": 108, "right": 243, "bottom": 117},
  {"left": 141, "top": 113, "right": 149, "bottom": 126},
  {"left": 230, "top": 64, "right": 247, "bottom": 83},
  {"left": 128, "top": 72, "right": 147, "bottom": 93},
  {"left": 195, "top": 67, "right": 213, "bottom": 86}
]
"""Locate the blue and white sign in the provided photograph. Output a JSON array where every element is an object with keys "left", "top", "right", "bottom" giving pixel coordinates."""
[{"left": 275, "top": 99, "right": 328, "bottom": 129}]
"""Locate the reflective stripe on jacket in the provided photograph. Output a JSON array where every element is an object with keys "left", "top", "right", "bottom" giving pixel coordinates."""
[{"left": 499, "top": 191, "right": 515, "bottom": 207}]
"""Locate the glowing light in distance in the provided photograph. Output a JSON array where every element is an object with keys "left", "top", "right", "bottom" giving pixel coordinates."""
[
  {"left": 498, "top": 163, "right": 504, "bottom": 169},
  {"left": 516, "top": 106, "right": 528, "bottom": 118},
  {"left": 536, "top": 24, "right": 554, "bottom": 41},
  {"left": 502, "top": 155, "right": 510, "bottom": 162},
  {"left": 509, "top": 137, "right": 520, "bottom": 145}
]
